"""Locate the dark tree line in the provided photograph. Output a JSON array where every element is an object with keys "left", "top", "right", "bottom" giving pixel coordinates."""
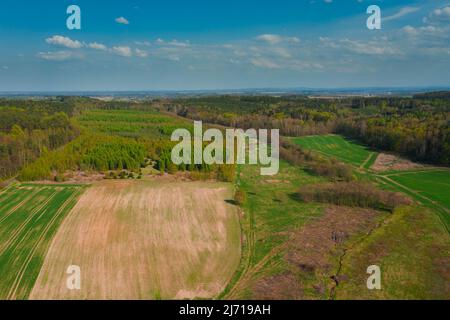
[
  {"left": 163, "top": 94, "right": 450, "bottom": 166},
  {"left": 0, "top": 106, "right": 79, "bottom": 179}
]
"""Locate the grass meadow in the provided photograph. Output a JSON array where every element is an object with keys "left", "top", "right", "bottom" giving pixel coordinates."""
[{"left": 291, "top": 134, "right": 376, "bottom": 167}]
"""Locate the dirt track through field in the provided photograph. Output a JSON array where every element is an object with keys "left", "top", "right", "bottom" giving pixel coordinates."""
[{"left": 30, "top": 180, "right": 240, "bottom": 300}]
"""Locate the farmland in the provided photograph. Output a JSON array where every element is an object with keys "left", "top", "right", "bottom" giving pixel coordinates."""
[
  {"left": 223, "top": 161, "right": 325, "bottom": 299},
  {"left": 292, "top": 134, "right": 450, "bottom": 229},
  {"left": 0, "top": 184, "right": 84, "bottom": 300},
  {"left": 384, "top": 170, "right": 450, "bottom": 209},
  {"left": 1, "top": 95, "right": 449, "bottom": 301},
  {"left": 30, "top": 180, "right": 240, "bottom": 300},
  {"left": 291, "top": 135, "right": 376, "bottom": 168},
  {"left": 378, "top": 169, "right": 450, "bottom": 229}
]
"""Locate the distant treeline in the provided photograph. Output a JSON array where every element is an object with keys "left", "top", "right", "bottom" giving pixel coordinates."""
[
  {"left": 0, "top": 106, "right": 79, "bottom": 179},
  {"left": 2, "top": 93, "right": 449, "bottom": 181},
  {"left": 163, "top": 94, "right": 450, "bottom": 166}
]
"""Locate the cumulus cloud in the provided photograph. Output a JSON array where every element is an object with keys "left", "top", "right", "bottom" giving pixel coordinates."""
[
  {"left": 88, "top": 42, "right": 107, "bottom": 50},
  {"left": 423, "top": 6, "right": 450, "bottom": 24},
  {"left": 135, "top": 48, "right": 148, "bottom": 58},
  {"left": 111, "top": 46, "right": 133, "bottom": 57},
  {"left": 46, "top": 35, "right": 82, "bottom": 49},
  {"left": 115, "top": 17, "right": 129, "bottom": 25},
  {"left": 37, "top": 51, "right": 81, "bottom": 61},
  {"left": 320, "top": 37, "right": 400, "bottom": 55},
  {"left": 256, "top": 34, "right": 300, "bottom": 45},
  {"left": 256, "top": 34, "right": 283, "bottom": 44},
  {"left": 168, "top": 39, "right": 190, "bottom": 47}
]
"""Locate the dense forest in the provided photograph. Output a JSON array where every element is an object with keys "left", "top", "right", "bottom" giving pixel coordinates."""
[
  {"left": 0, "top": 104, "right": 79, "bottom": 179},
  {"left": 1, "top": 93, "right": 449, "bottom": 182},
  {"left": 160, "top": 95, "right": 450, "bottom": 165}
]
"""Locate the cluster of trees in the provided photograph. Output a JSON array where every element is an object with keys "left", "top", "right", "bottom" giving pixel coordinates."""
[
  {"left": 82, "top": 141, "right": 146, "bottom": 172},
  {"left": 163, "top": 95, "right": 450, "bottom": 166},
  {"left": 18, "top": 129, "right": 236, "bottom": 182},
  {"left": 298, "top": 182, "right": 412, "bottom": 211},
  {"left": 336, "top": 116, "right": 449, "bottom": 165},
  {"left": 153, "top": 146, "right": 235, "bottom": 182},
  {"left": 5, "top": 93, "right": 449, "bottom": 184},
  {"left": 0, "top": 106, "right": 79, "bottom": 179}
]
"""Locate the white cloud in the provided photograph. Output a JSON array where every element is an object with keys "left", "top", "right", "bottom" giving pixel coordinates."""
[
  {"left": 88, "top": 42, "right": 107, "bottom": 50},
  {"left": 384, "top": 6, "right": 420, "bottom": 22},
  {"left": 135, "top": 48, "right": 148, "bottom": 58},
  {"left": 46, "top": 35, "right": 82, "bottom": 49},
  {"left": 135, "top": 41, "right": 151, "bottom": 46},
  {"left": 115, "top": 17, "right": 129, "bottom": 25},
  {"left": 250, "top": 58, "right": 280, "bottom": 69},
  {"left": 256, "top": 34, "right": 300, "bottom": 45},
  {"left": 37, "top": 51, "right": 81, "bottom": 61},
  {"left": 342, "top": 39, "right": 400, "bottom": 55},
  {"left": 271, "top": 47, "right": 292, "bottom": 58},
  {"left": 256, "top": 34, "right": 283, "bottom": 44},
  {"left": 168, "top": 39, "right": 190, "bottom": 47},
  {"left": 111, "top": 46, "right": 132, "bottom": 57},
  {"left": 424, "top": 6, "right": 450, "bottom": 24}
]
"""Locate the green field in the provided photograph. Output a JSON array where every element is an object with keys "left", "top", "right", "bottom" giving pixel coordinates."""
[
  {"left": 378, "top": 170, "right": 450, "bottom": 230},
  {"left": 222, "top": 161, "right": 325, "bottom": 299},
  {"left": 0, "top": 184, "right": 84, "bottom": 299},
  {"left": 337, "top": 206, "right": 450, "bottom": 299},
  {"left": 387, "top": 170, "right": 450, "bottom": 209},
  {"left": 291, "top": 134, "right": 376, "bottom": 167},
  {"left": 291, "top": 134, "right": 449, "bottom": 231}
]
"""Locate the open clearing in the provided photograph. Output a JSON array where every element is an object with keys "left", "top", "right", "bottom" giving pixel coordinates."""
[
  {"left": 30, "top": 180, "right": 240, "bottom": 300},
  {"left": 0, "top": 184, "right": 84, "bottom": 300},
  {"left": 291, "top": 135, "right": 375, "bottom": 168},
  {"left": 292, "top": 134, "right": 449, "bottom": 231},
  {"left": 372, "top": 153, "right": 423, "bottom": 172}
]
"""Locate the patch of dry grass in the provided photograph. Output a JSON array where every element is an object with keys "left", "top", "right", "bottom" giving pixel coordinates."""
[{"left": 30, "top": 180, "right": 240, "bottom": 300}]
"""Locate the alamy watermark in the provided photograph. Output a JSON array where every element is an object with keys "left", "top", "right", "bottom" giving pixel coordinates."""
[
  {"left": 66, "top": 265, "right": 81, "bottom": 290},
  {"left": 366, "top": 265, "right": 381, "bottom": 290},
  {"left": 171, "top": 121, "right": 280, "bottom": 176}
]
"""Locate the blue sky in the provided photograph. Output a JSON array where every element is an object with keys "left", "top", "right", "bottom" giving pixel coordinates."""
[{"left": 0, "top": 0, "right": 449, "bottom": 91}]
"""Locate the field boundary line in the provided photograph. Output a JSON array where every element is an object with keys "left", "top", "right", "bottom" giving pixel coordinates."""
[
  {"left": 360, "top": 152, "right": 377, "bottom": 170},
  {"left": 378, "top": 175, "right": 449, "bottom": 233},
  {"left": 384, "top": 169, "right": 450, "bottom": 178}
]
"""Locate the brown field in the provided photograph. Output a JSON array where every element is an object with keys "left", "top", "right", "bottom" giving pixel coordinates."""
[
  {"left": 29, "top": 180, "right": 241, "bottom": 300},
  {"left": 371, "top": 153, "right": 423, "bottom": 172}
]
